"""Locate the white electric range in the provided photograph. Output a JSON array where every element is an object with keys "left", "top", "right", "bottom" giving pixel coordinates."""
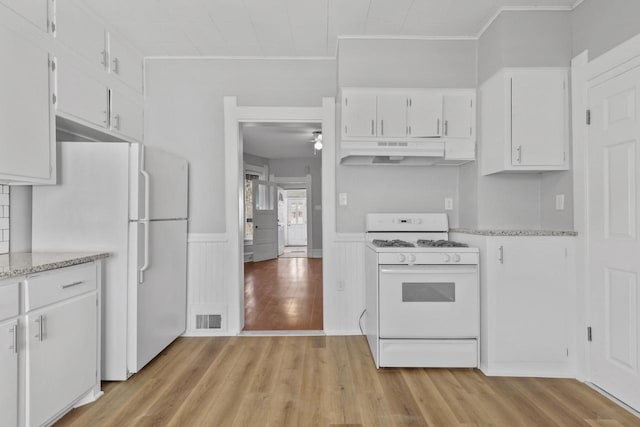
[{"left": 364, "top": 213, "right": 480, "bottom": 368}]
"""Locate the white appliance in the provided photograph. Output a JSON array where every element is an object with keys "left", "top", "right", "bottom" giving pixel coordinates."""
[
  {"left": 32, "top": 141, "right": 189, "bottom": 381},
  {"left": 364, "top": 213, "right": 479, "bottom": 368}
]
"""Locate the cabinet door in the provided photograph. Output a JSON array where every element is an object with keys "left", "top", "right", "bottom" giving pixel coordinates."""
[
  {"left": 27, "top": 293, "right": 98, "bottom": 427},
  {"left": 0, "top": 319, "right": 18, "bottom": 427},
  {"left": 111, "top": 90, "right": 144, "bottom": 142},
  {"left": 342, "top": 93, "right": 376, "bottom": 138},
  {"left": 56, "top": 60, "right": 109, "bottom": 129},
  {"left": 407, "top": 92, "right": 442, "bottom": 137},
  {"left": 109, "top": 34, "right": 143, "bottom": 93},
  {"left": 54, "top": 2, "right": 106, "bottom": 70},
  {"left": 377, "top": 94, "right": 408, "bottom": 137},
  {"left": 443, "top": 94, "right": 474, "bottom": 138},
  {"left": 492, "top": 240, "right": 569, "bottom": 364},
  {"left": 511, "top": 72, "right": 567, "bottom": 166},
  {"left": 0, "top": 0, "right": 49, "bottom": 31},
  {"left": 0, "top": 24, "right": 54, "bottom": 183}
]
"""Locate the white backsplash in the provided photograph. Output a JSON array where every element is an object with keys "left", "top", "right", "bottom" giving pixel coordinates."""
[{"left": 0, "top": 185, "right": 9, "bottom": 254}]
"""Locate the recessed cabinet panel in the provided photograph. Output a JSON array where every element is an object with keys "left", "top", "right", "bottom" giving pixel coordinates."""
[
  {"left": 444, "top": 94, "right": 474, "bottom": 138},
  {"left": 111, "top": 91, "right": 144, "bottom": 142},
  {"left": 342, "top": 93, "right": 377, "bottom": 138},
  {"left": 0, "top": 0, "right": 49, "bottom": 31},
  {"left": 56, "top": 60, "right": 109, "bottom": 129},
  {"left": 55, "top": 2, "right": 106, "bottom": 70},
  {"left": 109, "top": 34, "right": 143, "bottom": 93},
  {"left": 408, "top": 92, "right": 442, "bottom": 137},
  {"left": 0, "top": 319, "right": 18, "bottom": 427},
  {"left": 511, "top": 73, "right": 566, "bottom": 166},
  {"left": 27, "top": 293, "right": 98, "bottom": 427},
  {"left": 377, "top": 94, "right": 408, "bottom": 137},
  {"left": 0, "top": 24, "right": 54, "bottom": 182}
]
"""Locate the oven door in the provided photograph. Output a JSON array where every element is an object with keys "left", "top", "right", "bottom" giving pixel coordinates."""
[{"left": 378, "top": 264, "right": 478, "bottom": 338}]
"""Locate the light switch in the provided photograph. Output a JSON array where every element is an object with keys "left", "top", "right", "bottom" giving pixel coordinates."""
[
  {"left": 339, "top": 193, "right": 348, "bottom": 206},
  {"left": 555, "top": 194, "right": 565, "bottom": 210},
  {"left": 445, "top": 198, "right": 453, "bottom": 211}
]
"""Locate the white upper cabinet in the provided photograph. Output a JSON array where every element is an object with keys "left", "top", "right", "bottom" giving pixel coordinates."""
[
  {"left": 407, "top": 92, "right": 442, "bottom": 137},
  {"left": 54, "top": 2, "right": 107, "bottom": 72},
  {"left": 0, "top": 0, "right": 49, "bottom": 31},
  {"left": 342, "top": 93, "right": 377, "bottom": 138},
  {"left": 109, "top": 33, "right": 144, "bottom": 93},
  {"left": 110, "top": 90, "right": 144, "bottom": 142},
  {"left": 377, "top": 93, "right": 408, "bottom": 137},
  {"left": 480, "top": 68, "right": 569, "bottom": 175},
  {"left": 443, "top": 94, "right": 474, "bottom": 139},
  {"left": 56, "top": 59, "right": 109, "bottom": 130},
  {"left": 0, "top": 24, "right": 55, "bottom": 184}
]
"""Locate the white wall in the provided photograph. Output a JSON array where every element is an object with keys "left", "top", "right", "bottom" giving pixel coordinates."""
[
  {"left": 144, "top": 58, "right": 337, "bottom": 233},
  {"left": 336, "top": 38, "right": 476, "bottom": 231}
]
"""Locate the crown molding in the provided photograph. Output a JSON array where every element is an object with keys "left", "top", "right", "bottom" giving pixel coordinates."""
[{"left": 476, "top": 5, "right": 574, "bottom": 39}]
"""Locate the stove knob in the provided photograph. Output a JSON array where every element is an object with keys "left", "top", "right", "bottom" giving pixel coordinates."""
[
  {"left": 453, "top": 254, "right": 462, "bottom": 263},
  {"left": 443, "top": 254, "right": 451, "bottom": 263},
  {"left": 407, "top": 254, "right": 416, "bottom": 264},
  {"left": 397, "top": 253, "right": 406, "bottom": 263}
]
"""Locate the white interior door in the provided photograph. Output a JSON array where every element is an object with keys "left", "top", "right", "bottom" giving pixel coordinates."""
[
  {"left": 286, "top": 197, "right": 307, "bottom": 246},
  {"left": 252, "top": 180, "right": 278, "bottom": 262},
  {"left": 588, "top": 65, "right": 640, "bottom": 411}
]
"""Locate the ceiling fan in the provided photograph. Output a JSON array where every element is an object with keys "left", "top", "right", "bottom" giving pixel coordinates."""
[{"left": 311, "top": 130, "right": 322, "bottom": 154}]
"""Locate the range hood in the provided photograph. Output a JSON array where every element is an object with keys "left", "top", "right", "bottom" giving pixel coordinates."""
[{"left": 339, "top": 139, "right": 473, "bottom": 166}]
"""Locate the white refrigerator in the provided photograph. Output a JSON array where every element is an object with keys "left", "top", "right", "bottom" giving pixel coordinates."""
[{"left": 32, "top": 141, "right": 188, "bottom": 381}]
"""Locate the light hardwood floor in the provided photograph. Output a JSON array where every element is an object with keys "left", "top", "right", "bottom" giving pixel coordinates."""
[
  {"left": 244, "top": 257, "right": 323, "bottom": 331},
  {"left": 56, "top": 336, "right": 640, "bottom": 426}
]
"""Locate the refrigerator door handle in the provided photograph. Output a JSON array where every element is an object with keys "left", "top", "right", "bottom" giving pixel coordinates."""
[
  {"left": 140, "top": 165, "right": 151, "bottom": 222},
  {"left": 139, "top": 220, "right": 150, "bottom": 284}
]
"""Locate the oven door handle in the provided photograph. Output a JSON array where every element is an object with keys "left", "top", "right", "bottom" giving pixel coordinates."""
[{"left": 380, "top": 268, "right": 477, "bottom": 275}]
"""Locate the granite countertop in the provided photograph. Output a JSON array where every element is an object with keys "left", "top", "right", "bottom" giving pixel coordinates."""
[
  {"left": 0, "top": 252, "right": 110, "bottom": 280},
  {"left": 450, "top": 228, "right": 578, "bottom": 237}
]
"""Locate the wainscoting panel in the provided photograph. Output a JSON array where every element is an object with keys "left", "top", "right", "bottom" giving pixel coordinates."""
[{"left": 184, "top": 233, "right": 230, "bottom": 336}]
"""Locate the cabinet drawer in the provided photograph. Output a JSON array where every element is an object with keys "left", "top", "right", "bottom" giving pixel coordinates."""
[
  {"left": 0, "top": 282, "right": 19, "bottom": 321},
  {"left": 25, "top": 263, "right": 97, "bottom": 311}
]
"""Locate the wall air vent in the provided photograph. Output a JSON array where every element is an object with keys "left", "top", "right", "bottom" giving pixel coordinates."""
[{"left": 196, "top": 314, "right": 222, "bottom": 329}]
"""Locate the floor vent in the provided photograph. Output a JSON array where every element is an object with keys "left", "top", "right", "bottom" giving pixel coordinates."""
[{"left": 196, "top": 314, "right": 222, "bottom": 329}]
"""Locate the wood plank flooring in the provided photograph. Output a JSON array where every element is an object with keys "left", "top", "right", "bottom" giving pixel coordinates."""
[
  {"left": 56, "top": 336, "right": 640, "bottom": 427},
  {"left": 243, "top": 257, "right": 323, "bottom": 331}
]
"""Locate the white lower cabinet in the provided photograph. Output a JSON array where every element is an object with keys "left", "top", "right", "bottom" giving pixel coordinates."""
[
  {"left": 0, "top": 318, "right": 19, "bottom": 427},
  {"left": 452, "top": 234, "right": 575, "bottom": 377},
  {"left": 27, "top": 293, "right": 98, "bottom": 426},
  {"left": 0, "top": 262, "right": 101, "bottom": 427}
]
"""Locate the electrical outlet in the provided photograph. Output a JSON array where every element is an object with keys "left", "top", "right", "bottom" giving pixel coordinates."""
[
  {"left": 445, "top": 198, "right": 454, "bottom": 211},
  {"left": 339, "top": 193, "right": 348, "bottom": 206},
  {"left": 555, "top": 194, "right": 565, "bottom": 210}
]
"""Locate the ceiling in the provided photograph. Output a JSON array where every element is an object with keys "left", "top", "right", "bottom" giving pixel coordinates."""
[
  {"left": 242, "top": 123, "right": 322, "bottom": 159},
  {"left": 81, "top": 0, "right": 577, "bottom": 57}
]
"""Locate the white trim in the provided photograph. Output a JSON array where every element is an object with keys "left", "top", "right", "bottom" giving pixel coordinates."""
[
  {"left": 187, "top": 233, "right": 228, "bottom": 243},
  {"left": 337, "top": 35, "right": 477, "bottom": 41},
  {"left": 334, "top": 232, "right": 366, "bottom": 243},
  {"left": 572, "top": 0, "right": 586, "bottom": 9},
  {"left": 323, "top": 329, "right": 361, "bottom": 336},
  {"left": 476, "top": 5, "right": 574, "bottom": 39},
  {"left": 145, "top": 55, "right": 336, "bottom": 61},
  {"left": 240, "top": 330, "right": 325, "bottom": 336},
  {"left": 224, "top": 98, "right": 336, "bottom": 335},
  {"left": 309, "top": 249, "right": 323, "bottom": 258}
]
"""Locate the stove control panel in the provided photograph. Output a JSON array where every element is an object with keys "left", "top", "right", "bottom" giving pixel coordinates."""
[{"left": 380, "top": 252, "right": 479, "bottom": 265}]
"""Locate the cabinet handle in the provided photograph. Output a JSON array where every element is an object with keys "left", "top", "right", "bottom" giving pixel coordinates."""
[
  {"left": 103, "top": 110, "right": 108, "bottom": 125},
  {"left": 101, "top": 50, "right": 108, "bottom": 68},
  {"left": 62, "top": 280, "right": 84, "bottom": 289},
  {"left": 112, "top": 57, "right": 120, "bottom": 74},
  {"left": 35, "top": 316, "right": 44, "bottom": 342},
  {"left": 114, "top": 114, "right": 122, "bottom": 131},
  {"left": 371, "top": 120, "right": 374, "bottom": 136},
  {"left": 380, "top": 120, "right": 384, "bottom": 136},
  {"left": 408, "top": 125, "right": 412, "bottom": 135},
  {"left": 444, "top": 120, "right": 449, "bottom": 136},
  {"left": 9, "top": 323, "right": 18, "bottom": 354},
  {"left": 437, "top": 118, "right": 440, "bottom": 135},
  {"left": 498, "top": 245, "right": 504, "bottom": 264},
  {"left": 516, "top": 145, "right": 522, "bottom": 163}
]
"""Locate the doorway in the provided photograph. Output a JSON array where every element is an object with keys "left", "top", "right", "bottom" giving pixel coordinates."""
[{"left": 241, "top": 122, "right": 323, "bottom": 331}]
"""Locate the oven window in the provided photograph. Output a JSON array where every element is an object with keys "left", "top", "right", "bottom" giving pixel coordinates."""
[{"left": 402, "top": 282, "right": 455, "bottom": 302}]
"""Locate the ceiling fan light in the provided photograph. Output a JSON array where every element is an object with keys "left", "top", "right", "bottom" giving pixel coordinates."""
[{"left": 314, "top": 140, "right": 323, "bottom": 150}]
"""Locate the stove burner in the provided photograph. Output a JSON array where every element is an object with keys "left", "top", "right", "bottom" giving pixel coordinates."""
[
  {"left": 372, "top": 239, "right": 415, "bottom": 248},
  {"left": 417, "top": 239, "right": 469, "bottom": 248}
]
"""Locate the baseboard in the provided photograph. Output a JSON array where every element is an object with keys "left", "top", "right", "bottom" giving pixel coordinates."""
[
  {"left": 182, "top": 330, "right": 232, "bottom": 337},
  {"left": 309, "top": 249, "right": 323, "bottom": 258},
  {"left": 324, "top": 329, "right": 362, "bottom": 336},
  {"left": 480, "top": 362, "right": 573, "bottom": 378}
]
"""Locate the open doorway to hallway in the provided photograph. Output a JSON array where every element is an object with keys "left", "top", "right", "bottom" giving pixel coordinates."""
[{"left": 241, "top": 122, "right": 323, "bottom": 331}]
